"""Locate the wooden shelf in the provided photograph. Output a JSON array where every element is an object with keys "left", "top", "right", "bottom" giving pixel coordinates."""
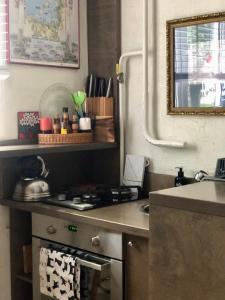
[
  {"left": 0, "top": 142, "right": 117, "bottom": 158},
  {"left": 17, "top": 273, "right": 32, "bottom": 285}
]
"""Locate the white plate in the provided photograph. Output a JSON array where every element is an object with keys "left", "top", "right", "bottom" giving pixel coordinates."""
[{"left": 39, "top": 83, "right": 76, "bottom": 118}]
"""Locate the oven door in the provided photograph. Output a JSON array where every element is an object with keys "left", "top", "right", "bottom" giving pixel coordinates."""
[{"left": 32, "top": 237, "right": 123, "bottom": 300}]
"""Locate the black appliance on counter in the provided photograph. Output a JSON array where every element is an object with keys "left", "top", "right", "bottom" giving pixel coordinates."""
[{"left": 44, "top": 185, "right": 141, "bottom": 211}]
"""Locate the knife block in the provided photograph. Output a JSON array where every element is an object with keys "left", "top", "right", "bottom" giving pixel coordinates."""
[
  {"left": 94, "top": 116, "right": 115, "bottom": 143},
  {"left": 86, "top": 97, "right": 113, "bottom": 116},
  {"left": 86, "top": 97, "right": 115, "bottom": 143}
]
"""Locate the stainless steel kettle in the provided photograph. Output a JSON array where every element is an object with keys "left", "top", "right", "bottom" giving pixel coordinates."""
[{"left": 13, "top": 156, "right": 50, "bottom": 202}]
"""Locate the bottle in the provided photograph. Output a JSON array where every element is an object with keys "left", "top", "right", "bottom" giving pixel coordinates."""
[
  {"left": 175, "top": 167, "right": 186, "bottom": 187},
  {"left": 53, "top": 115, "right": 61, "bottom": 134},
  {"left": 72, "top": 114, "right": 79, "bottom": 133},
  {"left": 61, "top": 107, "right": 70, "bottom": 134}
]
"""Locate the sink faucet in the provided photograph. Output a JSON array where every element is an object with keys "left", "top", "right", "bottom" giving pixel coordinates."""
[{"left": 194, "top": 170, "right": 225, "bottom": 182}]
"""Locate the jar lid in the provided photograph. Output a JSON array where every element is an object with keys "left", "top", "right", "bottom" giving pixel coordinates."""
[{"left": 63, "top": 107, "right": 68, "bottom": 112}]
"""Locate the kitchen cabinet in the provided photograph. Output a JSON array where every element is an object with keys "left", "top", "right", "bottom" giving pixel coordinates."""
[
  {"left": 4, "top": 2, "right": 123, "bottom": 298},
  {"left": 149, "top": 182, "right": 225, "bottom": 300},
  {"left": 7, "top": 202, "right": 149, "bottom": 300},
  {"left": 124, "top": 234, "right": 149, "bottom": 300},
  {"left": 10, "top": 210, "right": 32, "bottom": 300}
]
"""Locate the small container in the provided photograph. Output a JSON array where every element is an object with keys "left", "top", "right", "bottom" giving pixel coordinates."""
[
  {"left": 53, "top": 115, "right": 61, "bottom": 134},
  {"left": 79, "top": 117, "right": 92, "bottom": 132},
  {"left": 61, "top": 107, "right": 71, "bottom": 134},
  {"left": 61, "top": 128, "right": 68, "bottom": 135},
  {"left": 40, "top": 117, "right": 52, "bottom": 133},
  {"left": 72, "top": 114, "right": 79, "bottom": 133}
]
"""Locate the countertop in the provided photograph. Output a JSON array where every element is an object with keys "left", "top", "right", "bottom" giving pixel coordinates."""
[
  {"left": 2, "top": 199, "right": 149, "bottom": 238},
  {"left": 150, "top": 181, "right": 225, "bottom": 217}
]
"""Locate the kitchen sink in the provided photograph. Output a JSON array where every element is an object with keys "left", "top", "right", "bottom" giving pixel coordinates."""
[{"left": 140, "top": 203, "right": 149, "bottom": 214}]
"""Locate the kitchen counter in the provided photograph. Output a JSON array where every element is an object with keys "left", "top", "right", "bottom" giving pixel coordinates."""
[
  {"left": 149, "top": 181, "right": 225, "bottom": 299},
  {"left": 2, "top": 199, "right": 149, "bottom": 238},
  {"left": 150, "top": 181, "right": 225, "bottom": 217}
]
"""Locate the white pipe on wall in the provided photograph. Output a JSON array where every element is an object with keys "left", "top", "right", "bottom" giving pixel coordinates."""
[
  {"left": 142, "top": 0, "right": 185, "bottom": 148},
  {"left": 119, "top": 51, "right": 142, "bottom": 184},
  {"left": 119, "top": 0, "right": 185, "bottom": 183}
]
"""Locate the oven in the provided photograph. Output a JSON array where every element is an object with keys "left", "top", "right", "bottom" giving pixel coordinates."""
[{"left": 32, "top": 213, "right": 123, "bottom": 300}]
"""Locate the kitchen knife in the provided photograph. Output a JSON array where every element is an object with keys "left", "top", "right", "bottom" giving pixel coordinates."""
[
  {"left": 88, "top": 74, "right": 94, "bottom": 97},
  {"left": 100, "top": 78, "right": 106, "bottom": 97},
  {"left": 106, "top": 78, "right": 113, "bottom": 98},
  {"left": 85, "top": 75, "right": 90, "bottom": 95},
  {"left": 97, "top": 78, "right": 102, "bottom": 97},
  {"left": 93, "top": 76, "right": 98, "bottom": 97}
]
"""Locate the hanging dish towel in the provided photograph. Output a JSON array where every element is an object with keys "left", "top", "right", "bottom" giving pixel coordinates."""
[{"left": 39, "top": 247, "right": 80, "bottom": 300}]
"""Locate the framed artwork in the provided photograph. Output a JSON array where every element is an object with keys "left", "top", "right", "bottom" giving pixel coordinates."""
[
  {"left": 8, "top": 0, "right": 80, "bottom": 68},
  {"left": 18, "top": 112, "right": 40, "bottom": 140}
]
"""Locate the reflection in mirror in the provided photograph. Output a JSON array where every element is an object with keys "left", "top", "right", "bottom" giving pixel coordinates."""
[{"left": 167, "top": 12, "right": 225, "bottom": 115}]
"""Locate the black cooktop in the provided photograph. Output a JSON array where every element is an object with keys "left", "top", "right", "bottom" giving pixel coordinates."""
[{"left": 44, "top": 185, "right": 140, "bottom": 211}]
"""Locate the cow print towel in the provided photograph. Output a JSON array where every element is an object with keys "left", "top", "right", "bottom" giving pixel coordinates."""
[{"left": 39, "top": 247, "right": 80, "bottom": 300}]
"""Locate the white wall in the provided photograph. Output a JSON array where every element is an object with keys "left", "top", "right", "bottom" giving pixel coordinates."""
[
  {"left": 0, "top": 1, "right": 88, "bottom": 299},
  {"left": 122, "top": 0, "right": 225, "bottom": 177}
]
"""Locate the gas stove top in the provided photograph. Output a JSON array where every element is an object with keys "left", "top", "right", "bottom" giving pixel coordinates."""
[{"left": 44, "top": 185, "right": 140, "bottom": 211}]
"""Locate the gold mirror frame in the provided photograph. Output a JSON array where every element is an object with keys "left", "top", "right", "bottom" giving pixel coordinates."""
[{"left": 167, "top": 12, "right": 225, "bottom": 115}]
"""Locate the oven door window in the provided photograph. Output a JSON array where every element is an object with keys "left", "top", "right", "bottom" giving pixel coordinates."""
[{"left": 80, "top": 265, "right": 110, "bottom": 300}]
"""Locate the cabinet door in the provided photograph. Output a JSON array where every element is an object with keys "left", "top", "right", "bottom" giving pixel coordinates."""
[{"left": 124, "top": 235, "right": 149, "bottom": 300}]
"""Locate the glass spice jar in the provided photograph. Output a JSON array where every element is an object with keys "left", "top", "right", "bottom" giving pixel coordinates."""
[
  {"left": 72, "top": 114, "right": 79, "bottom": 133},
  {"left": 53, "top": 115, "right": 61, "bottom": 134}
]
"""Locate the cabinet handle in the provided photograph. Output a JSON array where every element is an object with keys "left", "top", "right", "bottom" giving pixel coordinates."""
[
  {"left": 128, "top": 241, "right": 136, "bottom": 248},
  {"left": 46, "top": 225, "right": 57, "bottom": 235}
]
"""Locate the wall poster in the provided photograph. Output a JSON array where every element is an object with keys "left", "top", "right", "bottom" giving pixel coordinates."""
[{"left": 9, "top": 0, "right": 80, "bottom": 68}]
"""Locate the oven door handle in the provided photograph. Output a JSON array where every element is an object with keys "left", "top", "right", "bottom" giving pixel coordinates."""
[{"left": 76, "top": 257, "right": 110, "bottom": 272}]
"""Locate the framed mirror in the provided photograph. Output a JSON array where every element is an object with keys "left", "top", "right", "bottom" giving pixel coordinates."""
[{"left": 167, "top": 12, "right": 225, "bottom": 115}]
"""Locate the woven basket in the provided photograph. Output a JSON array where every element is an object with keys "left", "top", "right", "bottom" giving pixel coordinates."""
[{"left": 38, "top": 132, "right": 93, "bottom": 145}]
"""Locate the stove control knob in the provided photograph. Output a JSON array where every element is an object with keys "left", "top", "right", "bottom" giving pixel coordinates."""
[
  {"left": 91, "top": 236, "right": 100, "bottom": 247},
  {"left": 46, "top": 225, "right": 57, "bottom": 235},
  {"left": 128, "top": 241, "right": 136, "bottom": 248}
]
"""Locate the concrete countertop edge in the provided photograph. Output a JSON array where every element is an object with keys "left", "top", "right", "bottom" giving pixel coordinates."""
[
  {"left": 150, "top": 186, "right": 225, "bottom": 218},
  {"left": 1, "top": 199, "right": 149, "bottom": 238}
]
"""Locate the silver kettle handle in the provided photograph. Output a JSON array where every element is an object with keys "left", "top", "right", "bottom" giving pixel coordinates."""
[{"left": 37, "top": 156, "right": 49, "bottom": 178}]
